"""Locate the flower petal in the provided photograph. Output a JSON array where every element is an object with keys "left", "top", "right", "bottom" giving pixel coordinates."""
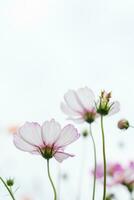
[
  {"left": 67, "top": 117, "right": 85, "bottom": 123},
  {"left": 42, "top": 119, "right": 61, "bottom": 145},
  {"left": 55, "top": 124, "right": 80, "bottom": 147},
  {"left": 30, "top": 150, "right": 40, "bottom": 155},
  {"left": 61, "top": 102, "right": 79, "bottom": 117},
  {"left": 64, "top": 90, "right": 84, "bottom": 113},
  {"left": 108, "top": 101, "right": 120, "bottom": 116},
  {"left": 19, "top": 122, "right": 43, "bottom": 146},
  {"left": 76, "top": 87, "right": 95, "bottom": 110},
  {"left": 54, "top": 151, "right": 74, "bottom": 162},
  {"left": 13, "top": 134, "right": 37, "bottom": 152}
]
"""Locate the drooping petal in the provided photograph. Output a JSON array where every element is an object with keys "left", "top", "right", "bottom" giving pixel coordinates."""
[
  {"left": 64, "top": 90, "right": 85, "bottom": 113},
  {"left": 108, "top": 101, "right": 120, "bottom": 116},
  {"left": 13, "top": 134, "right": 37, "bottom": 152},
  {"left": 76, "top": 87, "right": 95, "bottom": 110},
  {"left": 61, "top": 102, "right": 80, "bottom": 117},
  {"left": 19, "top": 122, "right": 43, "bottom": 146},
  {"left": 42, "top": 119, "right": 61, "bottom": 145},
  {"left": 55, "top": 124, "right": 80, "bottom": 147},
  {"left": 54, "top": 151, "right": 74, "bottom": 162}
]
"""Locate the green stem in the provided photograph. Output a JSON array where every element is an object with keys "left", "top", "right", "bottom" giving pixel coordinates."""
[
  {"left": 101, "top": 115, "right": 107, "bottom": 200},
  {"left": 0, "top": 177, "right": 15, "bottom": 200},
  {"left": 47, "top": 159, "right": 57, "bottom": 200},
  {"left": 89, "top": 124, "right": 97, "bottom": 200}
]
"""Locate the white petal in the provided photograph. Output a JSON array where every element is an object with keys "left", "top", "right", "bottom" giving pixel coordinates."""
[
  {"left": 54, "top": 151, "right": 74, "bottom": 162},
  {"left": 55, "top": 124, "right": 80, "bottom": 147},
  {"left": 61, "top": 102, "right": 80, "bottom": 117},
  {"left": 108, "top": 101, "right": 120, "bottom": 116},
  {"left": 30, "top": 150, "right": 40, "bottom": 155},
  {"left": 42, "top": 119, "right": 61, "bottom": 145},
  {"left": 64, "top": 90, "right": 84, "bottom": 113},
  {"left": 76, "top": 87, "right": 95, "bottom": 110},
  {"left": 13, "top": 134, "right": 37, "bottom": 152},
  {"left": 67, "top": 117, "right": 85, "bottom": 123},
  {"left": 19, "top": 122, "right": 43, "bottom": 146}
]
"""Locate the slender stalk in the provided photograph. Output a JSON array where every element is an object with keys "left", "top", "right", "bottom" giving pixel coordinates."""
[
  {"left": 47, "top": 159, "right": 57, "bottom": 200},
  {"left": 89, "top": 124, "right": 97, "bottom": 200},
  {"left": 100, "top": 116, "right": 107, "bottom": 200},
  {"left": 0, "top": 177, "right": 16, "bottom": 200}
]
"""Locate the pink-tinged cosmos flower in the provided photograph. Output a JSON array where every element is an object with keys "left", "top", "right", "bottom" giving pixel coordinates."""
[
  {"left": 92, "top": 163, "right": 123, "bottom": 180},
  {"left": 13, "top": 119, "right": 80, "bottom": 163},
  {"left": 96, "top": 91, "right": 120, "bottom": 116},
  {"left": 94, "top": 162, "right": 134, "bottom": 189},
  {"left": 61, "top": 87, "right": 99, "bottom": 124},
  {"left": 111, "top": 163, "right": 134, "bottom": 193}
]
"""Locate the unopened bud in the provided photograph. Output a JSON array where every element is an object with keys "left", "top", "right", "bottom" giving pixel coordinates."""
[
  {"left": 97, "top": 90, "right": 113, "bottom": 116},
  {"left": 106, "top": 194, "right": 115, "bottom": 200},
  {"left": 118, "top": 119, "right": 129, "bottom": 130},
  {"left": 82, "top": 130, "right": 89, "bottom": 138},
  {"left": 6, "top": 178, "right": 14, "bottom": 187}
]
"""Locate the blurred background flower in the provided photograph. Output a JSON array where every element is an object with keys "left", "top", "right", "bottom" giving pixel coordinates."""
[{"left": 92, "top": 162, "right": 134, "bottom": 199}]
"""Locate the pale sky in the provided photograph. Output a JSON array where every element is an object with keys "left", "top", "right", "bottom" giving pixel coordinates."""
[{"left": 0, "top": 0, "right": 134, "bottom": 199}]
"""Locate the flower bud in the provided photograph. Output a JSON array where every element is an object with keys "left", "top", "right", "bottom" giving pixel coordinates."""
[
  {"left": 117, "top": 119, "right": 129, "bottom": 130},
  {"left": 6, "top": 178, "right": 14, "bottom": 187},
  {"left": 106, "top": 194, "right": 115, "bottom": 200},
  {"left": 97, "top": 90, "right": 112, "bottom": 116},
  {"left": 82, "top": 129, "right": 89, "bottom": 138}
]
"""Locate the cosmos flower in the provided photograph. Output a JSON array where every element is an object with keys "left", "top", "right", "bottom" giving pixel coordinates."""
[
  {"left": 115, "top": 162, "right": 134, "bottom": 187},
  {"left": 13, "top": 119, "right": 80, "bottom": 162},
  {"left": 93, "top": 162, "right": 134, "bottom": 189},
  {"left": 96, "top": 91, "right": 120, "bottom": 116},
  {"left": 61, "top": 87, "right": 99, "bottom": 123}
]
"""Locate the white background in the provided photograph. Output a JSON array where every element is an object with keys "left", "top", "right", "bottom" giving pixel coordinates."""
[{"left": 0, "top": 0, "right": 134, "bottom": 199}]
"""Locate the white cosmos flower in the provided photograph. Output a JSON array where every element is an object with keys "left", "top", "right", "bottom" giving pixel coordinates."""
[
  {"left": 61, "top": 87, "right": 99, "bottom": 123},
  {"left": 61, "top": 87, "right": 120, "bottom": 123},
  {"left": 13, "top": 119, "right": 80, "bottom": 163}
]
